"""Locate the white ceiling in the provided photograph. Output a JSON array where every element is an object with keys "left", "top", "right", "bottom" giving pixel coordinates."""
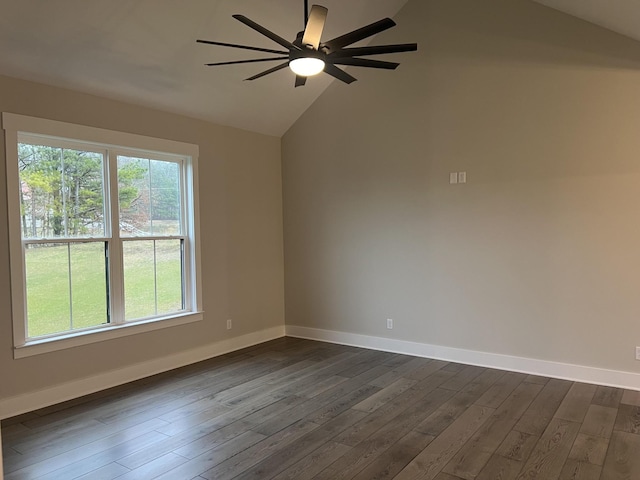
[{"left": 0, "top": 1, "right": 638, "bottom": 137}]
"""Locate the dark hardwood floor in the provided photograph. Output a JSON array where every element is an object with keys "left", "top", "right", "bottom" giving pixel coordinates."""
[{"left": 2, "top": 337, "right": 640, "bottom": 479}]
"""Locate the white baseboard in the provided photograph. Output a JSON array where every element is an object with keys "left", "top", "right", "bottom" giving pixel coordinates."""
[
  {"left": 0, "top": 326, "right": 285, "bottom": 420},
  {"left": 285, "top": 325, "right": 640, "bottom": 391},
  {"left": 3, "top": 324, "right": 638, "bottom": 420}
]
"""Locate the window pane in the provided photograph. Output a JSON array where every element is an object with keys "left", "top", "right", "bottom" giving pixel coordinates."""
[
  {"left": 18, "top": 144, "right": 105, "bottom": 239},
  {"left": 150, "top": 160, "right": 181, "bottom": 235},
  {"left": 118, "top": 157, "right": 182, "bottom": 237},
  {"left": 123, "top": 239, "right": 184, "bottom": 321},
  {"left": 156, "top": 239, "right": 183, "bottom": 314},
  {"left": 25, "top": 242, "right": 109, "bottom": 338},
  {"left": 123, "top": 240, "right": 156, "bottom": 320},
  {"left": 70, "top": 242, "right": 108, "bottom": 330},
  {"left": 118, "top": 156, "right": 151, "bottom": 236},
  {"left": 25, "top": 243, "right": 70, "bottom": 337}
]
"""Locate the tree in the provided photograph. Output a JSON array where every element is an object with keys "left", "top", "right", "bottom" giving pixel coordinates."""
[
  {"left": 18, "top": 144, "right": 146, "bottom": 238},
  {"left": 118, "top": 157, "right": 181, "bottom": 235}
]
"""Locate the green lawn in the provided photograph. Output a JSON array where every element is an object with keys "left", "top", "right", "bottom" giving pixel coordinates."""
[{"left": 25, "top": 242, "right": 182, "bottom": 338}]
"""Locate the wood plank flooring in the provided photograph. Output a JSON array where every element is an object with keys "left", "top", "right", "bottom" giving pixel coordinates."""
[{"left": 2, "top": 337, "right": 639, "bottom": 479}]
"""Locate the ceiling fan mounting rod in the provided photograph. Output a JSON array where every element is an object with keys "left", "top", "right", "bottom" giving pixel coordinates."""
[{"left": 304, "top": 0, "right": 309, "bottom": 26}]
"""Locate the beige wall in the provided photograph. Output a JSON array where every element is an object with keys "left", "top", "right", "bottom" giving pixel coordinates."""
[
  {"left": 282, "top": 0, "right": 640, "bottom": 373},
  {"left": 0, "top": 75, "right": 285, "bottom": 401}
]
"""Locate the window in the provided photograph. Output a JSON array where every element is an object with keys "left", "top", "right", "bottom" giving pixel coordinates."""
[{"left": 3, "top": 113, "right": 202, "bottom": 357}]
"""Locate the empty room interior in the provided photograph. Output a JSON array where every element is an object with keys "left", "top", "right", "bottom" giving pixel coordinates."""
[{"left": 1, "top": 0, "right": 640, "bottom": 478}]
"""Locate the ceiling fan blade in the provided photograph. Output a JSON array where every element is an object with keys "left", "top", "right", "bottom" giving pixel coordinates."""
[
  {"left": 332, "top": 58, "right": 399, "bottom": 70},
  {"left": 330, "top": 43, "right": 418, "bottom": 58},
  {"left": 197, "top": 39, "right": 288, "bottom": 55},
  {"left": 245, "top": 62, "right": 290, "bottom": 81},
  {"left": 295, "top": 75, "right": 307, "bottom": 88},
  {"left": 323, "top": 64, "right": 357, "bottom": 84},
  {"left": 323, "top": 18, "right": 396, "bottom": 52},
  {"left": 206, "top": 57, "right": 289, "bottom": 67},
  {"left": 302, "top": 5, "right": 328, "bottom": 50},
  {"left": 233, "top": 14, "right": 300, "bottom": 51}
]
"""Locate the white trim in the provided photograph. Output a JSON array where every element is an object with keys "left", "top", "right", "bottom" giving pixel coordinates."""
[
  {"left": 3, "top": 112, "right": 203, "bottom": 355},
  {"left": 187, "top": 148, "right": 203, "bottom": 314},
  {"left": 14, "top": 312, "right": 204, "bottom": 359},
  {"left": 285, "top": 325, "right": 640, "bottom": 391},
  {"left": 4, "top": 126, "right": 26, "bottom": 350},
  {"left": 0, "top": 326, "right": 286, "bottom": 420},
  {"left": 2, "top": 112, "right": 199, "bottom": 157}
]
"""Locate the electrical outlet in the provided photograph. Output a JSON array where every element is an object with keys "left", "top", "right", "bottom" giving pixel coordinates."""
[
  {"left": 387, "top": 318, "right": 393, "bottom": 330},
  {"left": 458, "top": 171, "right": 467, "bottom": 184},
  {"left": 449, "top": 172, "right": 458, "bottom": 184},
  {"left": 227, "top": 319, "right": 232, "bottom": 330},
  {"left": 636, "top": 346, "right": 640, "bottom": 360}
]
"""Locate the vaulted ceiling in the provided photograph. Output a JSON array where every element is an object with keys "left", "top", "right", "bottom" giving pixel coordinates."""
[{"left": 0, "top": 1, "right": 637, "bottom": 137}]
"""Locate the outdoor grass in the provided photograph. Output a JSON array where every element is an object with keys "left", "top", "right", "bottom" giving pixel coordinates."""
[{"left": 25, "top": 242, "right": 182, "bottom": 338}]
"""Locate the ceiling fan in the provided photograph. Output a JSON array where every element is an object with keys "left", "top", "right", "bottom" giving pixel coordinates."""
[{"left": 197, "top": 1, "right": 418, "bottom": 87}]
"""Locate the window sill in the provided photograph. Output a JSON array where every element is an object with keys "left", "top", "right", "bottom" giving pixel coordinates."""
[{"left": 13, "top": 312, "right": 204, "bottom": 359}]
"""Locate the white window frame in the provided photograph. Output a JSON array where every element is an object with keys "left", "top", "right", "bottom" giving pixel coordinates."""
[{"left": 3, "top": 113, "right": 203, "bottom": 358}]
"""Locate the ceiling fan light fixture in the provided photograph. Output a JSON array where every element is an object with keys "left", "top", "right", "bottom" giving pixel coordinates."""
[{"left": 289, "top": 57, "right": 325, "bottom": 76}]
